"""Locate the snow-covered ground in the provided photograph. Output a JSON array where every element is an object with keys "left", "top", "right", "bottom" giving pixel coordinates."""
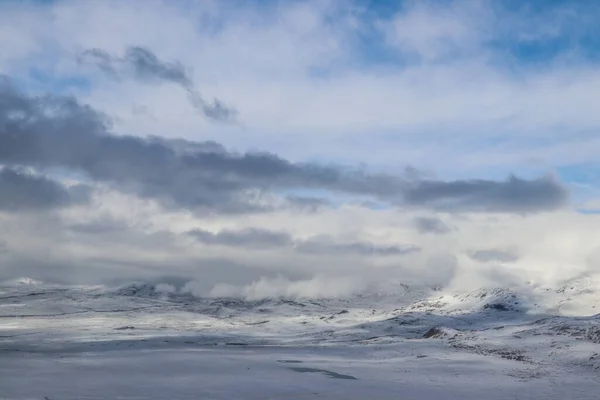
[{"left": 2, "top": 280, "right": 600, "bottom": 399}]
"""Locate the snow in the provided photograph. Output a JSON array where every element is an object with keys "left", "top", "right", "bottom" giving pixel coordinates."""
[{"left": 1, "top": 281, "right": 600, "bottom": 399}]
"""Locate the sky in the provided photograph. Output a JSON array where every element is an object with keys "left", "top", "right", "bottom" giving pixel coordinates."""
[{"left": 1, "top": 0, "right": 600, "bottom": 298}]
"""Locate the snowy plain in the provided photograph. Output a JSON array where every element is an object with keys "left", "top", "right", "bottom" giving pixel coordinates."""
[{"left": 1, "top": 279, "right": 600, "bottom": 400}]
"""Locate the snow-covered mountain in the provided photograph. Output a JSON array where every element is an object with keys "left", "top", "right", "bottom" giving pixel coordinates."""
[{"left": 2, "top": 280, "right": 600, "bottom": 399}]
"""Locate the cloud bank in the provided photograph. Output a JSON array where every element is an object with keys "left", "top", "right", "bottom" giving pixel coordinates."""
[
  {"left": 189, "top": 227, "right": 419, "bottom": 256},
  {"left": 0, "top": 77, "right": 566, "bottom": 215}
]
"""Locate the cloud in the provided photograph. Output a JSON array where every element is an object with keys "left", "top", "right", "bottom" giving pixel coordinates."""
[
  {"left": 67, "top": 216, "right": 129, "bottom": 234},
  {"left": 285, "top": 195, "right": 329, "bottom": 212},
  {"left": 403, "top": 175, "right": 568, "bottom": 213},
  {"left": 79, "top": 46, "right": 237, "bottom": 122},
  {"left": 383, "top": 1, "right": 489, "bottom": 62},
  {"left": 469, "top": 249, "right": 519, "bottom": 263},
  {"left": 155, "top": 283, "right": 176, "bottom": 294},
  {"left": 0, "top": 167, "right": 88, "bottom": 211},
  {"left": 189, "top": 227, "right": 292, "bottom": 248},
  {"left": 0, "top": 77, "right": 567, "bottom": 214},
  {"left": 187, "top": 275, "right": 371, "bottom": 300},
  {"left": 294, "top": 235, "right": 419, "bottom": 256},
  {"left": 188, "top": 227, "right": 418, "bottom": 257},
  {"left": 413, "top": 216, "right": 453, "bottom": 234}
]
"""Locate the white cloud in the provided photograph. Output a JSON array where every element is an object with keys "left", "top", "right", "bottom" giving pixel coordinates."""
[
  {"left": 382, "top": 0, "right": 490, "bottom": 61},
  {"left": 155, "top": 283, "right": 176, "bottom": 294},
  {"left": 186, "top": 275, "right": 366, "bottom": 300}
]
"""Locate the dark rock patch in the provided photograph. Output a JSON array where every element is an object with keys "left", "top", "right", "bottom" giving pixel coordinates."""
[
  {"left": 484, "top": 303, "right": 511, "bottom": 311},
  {"left": 114, "top": 326, "right": 136, "bottom": 330},
  {"left": 423, "top": 327, "right": 446, "bottom": 339}
]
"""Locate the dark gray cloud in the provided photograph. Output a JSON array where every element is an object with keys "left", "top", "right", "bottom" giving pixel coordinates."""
[
  {"left": 79, "top": 46, "right": 237, "bottom": 122},
  {"left": 294, "top": 236, "right": 420, "bottom": 256},
  {"left": 189, "top": 228, "right": 292, "bottom": 248},
  {"left": 404, "top": 175, "right": 567, "bottom": 213},
  {"left": 469, "top": 249, "right": 519, "bottom": 263},
  {"left": 413, "top": 216, "right": 452, "bottom": 234},
  {"left": 0, "top": 167, "right": 88, "bottom": 211},
  {"left": 188, "top": 93, "right": 238, "bottom": 123},
  {"left": 0, "top": 77, "right": 568, "bottom": 214},
  {"left": 0, "top": 78, "right": 405, "bottom": 213},
  {"left": 78, "top": 48, "right": 119, "bottom": 78},
  {"left": 188, "top": 228, "right": 418, "bottom": 256},
  {"left": 68, "top": 218, "right": 130, "bottom": 235},
  {"left": 120, "top": 46, "right": 191, "bottom": 86},
  {"left": 286, "top": 195, "right": 329, "bottom": 212}
]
